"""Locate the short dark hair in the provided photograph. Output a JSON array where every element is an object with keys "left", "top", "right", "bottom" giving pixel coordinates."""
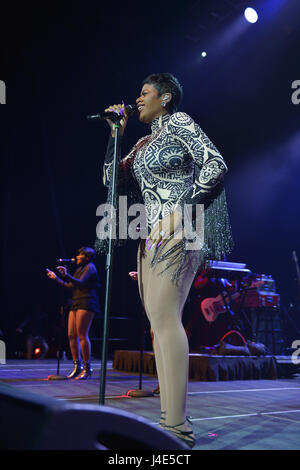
[{"left": 142, "top": 73, "right": 183, "bottom": 114}]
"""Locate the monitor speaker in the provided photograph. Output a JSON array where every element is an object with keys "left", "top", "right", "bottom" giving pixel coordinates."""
[{"left": 0, "top": 382, "right": 187, "bottom": 450}]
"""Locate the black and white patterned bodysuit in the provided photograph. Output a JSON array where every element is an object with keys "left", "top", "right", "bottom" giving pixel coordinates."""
[{"left": 104, "top": 112, "right": 227, "bottom": 228}]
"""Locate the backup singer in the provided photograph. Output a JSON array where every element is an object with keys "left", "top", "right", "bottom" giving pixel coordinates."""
[
  {"left": 96, "top": 73, "right": 233, "bottom": 446},
  {"left": 46, "top": 247, "right": 100, "bottom": 379}
]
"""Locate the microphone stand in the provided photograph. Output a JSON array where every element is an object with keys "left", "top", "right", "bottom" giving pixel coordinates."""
[
  {"left": 99, "top": 118, "right": 122, "bottom": 405},
  {"left": 47, "top": 294, "right": 68, "bottom": 381},
  {"left": 126, "top": 307, "right": 153, "bottom": 397},
  {"left": 47, "top": 261, "right": 74, "bottom": 381}
]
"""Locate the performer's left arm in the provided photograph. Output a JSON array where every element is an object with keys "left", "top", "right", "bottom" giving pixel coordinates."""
[{"left": 169, "top": 112, "right": 227, "bottom": 205}]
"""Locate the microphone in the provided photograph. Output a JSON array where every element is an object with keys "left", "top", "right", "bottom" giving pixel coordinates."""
[
  {"left": 57, "top": 258, "right": 76, "bottom": 263},
  {"left": 87, "top": 103, "right": 138, "bottom": 121}
]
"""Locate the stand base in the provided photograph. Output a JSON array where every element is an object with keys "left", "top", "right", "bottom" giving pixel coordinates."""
[
  {"left": 126, "top": 389, "right": 154, "bottom": 397},
  {"left": 47, "top": 374, "right": 68, "bottom": 380}
]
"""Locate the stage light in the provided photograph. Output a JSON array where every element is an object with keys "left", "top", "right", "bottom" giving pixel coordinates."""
[
  {"left": 201, "top": 51, "right": 207, "bottom": 58},
  {"left": 244, "top": 7, "right": 258, "bottom": 23},
  {"left": 34, "top": 347, "right": 41, "bottom": 356}
]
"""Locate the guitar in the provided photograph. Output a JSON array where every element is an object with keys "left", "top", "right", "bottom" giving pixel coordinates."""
[{"left": 201, "top": 280, "right": 264, "bottom": 323}]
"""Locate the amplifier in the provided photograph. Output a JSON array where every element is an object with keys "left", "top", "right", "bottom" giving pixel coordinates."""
[
  {"left": 257, "top": 292, "right": 280, "bottom": 308},
  {"left": 236, "top": 288, "right": 280, "bottom": 309}
]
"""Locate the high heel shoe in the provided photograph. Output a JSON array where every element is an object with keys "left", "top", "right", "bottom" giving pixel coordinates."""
[
  {"left": 159, "top": 413, "right": 192, "bottom": 428},
  {"left": 164, "top": 420, "right": 196, "bottom": 448},
  {"left": 67, "top": 360, "right": 83, "bottom": 379},
  {"left": 75, "top": 361, "right": 93, "bottom": 380},
  {"left": 159, "top": 411, "right": 166, "bottom": 427}
]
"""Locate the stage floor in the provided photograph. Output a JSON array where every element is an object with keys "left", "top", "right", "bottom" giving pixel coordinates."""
[{"left": 1, "top": 358, "right": 300, "bottom": 450}]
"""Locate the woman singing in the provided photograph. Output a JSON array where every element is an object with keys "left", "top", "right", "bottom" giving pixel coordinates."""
[
  {"left": 96, "top": 73, "right": 233, "bottom": 447},
  {"left": 46, "top": 247, "right": 100, "bottom": 379}
]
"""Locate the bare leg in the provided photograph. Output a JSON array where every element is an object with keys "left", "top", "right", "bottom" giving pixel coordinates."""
[{"left": 68, "top": 310, "right": 80, "bottom": 360}]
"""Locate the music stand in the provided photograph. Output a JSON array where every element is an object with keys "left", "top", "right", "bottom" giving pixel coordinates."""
[{"left": 47, "top": 304, "right": 68, "bottom": 380}]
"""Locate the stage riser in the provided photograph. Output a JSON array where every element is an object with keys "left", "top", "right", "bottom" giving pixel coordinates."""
[{"left": 113, "top": 350, "right": 278, "bottom": 381}]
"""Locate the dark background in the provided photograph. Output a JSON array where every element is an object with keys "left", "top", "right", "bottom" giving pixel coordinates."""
[{"left": 0, "top": 0, "right": 299, "bottom": 357}]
